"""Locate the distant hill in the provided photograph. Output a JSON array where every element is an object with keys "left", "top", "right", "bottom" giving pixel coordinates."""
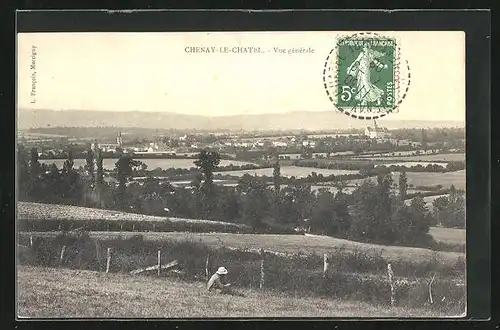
[{"left": 18, "top": 109, "right": 465, "bottom": 131}]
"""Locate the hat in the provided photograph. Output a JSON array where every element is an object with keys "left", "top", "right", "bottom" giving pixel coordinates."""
[{"left": 216, "top": 267, "right": 228, "bottom": 275}]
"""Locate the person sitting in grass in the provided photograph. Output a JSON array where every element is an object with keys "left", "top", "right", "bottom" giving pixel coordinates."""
[{"left": 207, "top": 266, "right": 232, "bottom": 292}]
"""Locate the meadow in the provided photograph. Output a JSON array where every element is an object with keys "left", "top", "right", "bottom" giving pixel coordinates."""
[
  {"left": 348, "top": 170, "right": 466, "bottom": 190},
  {"left": 429, "top": 227, "right": 466, "bottom": 246},
  {"left": 17, "top": 202, "right": 252, "bottom": 234},
  {"left": 17, "top": 230, "right": 466, "bottom": 318},
  {"left": 214, "top": 166, "right": 359, "bottom": 178},
  {"left": 20, "top": 230, "right": 464, "bottom": 266},
  {"left": 17, "top": 266, "right": 463, "bottom": 318},
  {"left": 361, "top": 153, "right": 465, "bottom": 162},
  {"left": 40, "top": 158, "right": 257, "bottom": 171}
]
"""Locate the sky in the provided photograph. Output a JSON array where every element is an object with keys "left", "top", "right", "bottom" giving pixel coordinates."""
[{"left": 17, "top": 31, "right": 465, "bottom": 122}]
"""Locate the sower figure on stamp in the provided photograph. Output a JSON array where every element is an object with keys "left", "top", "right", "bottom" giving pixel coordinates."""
[
  {"left": 207, "top": 266, "right": 245, "bottom": 296},
  {"left": 346, "top": 44, "right": 388, "bottom": 107}
]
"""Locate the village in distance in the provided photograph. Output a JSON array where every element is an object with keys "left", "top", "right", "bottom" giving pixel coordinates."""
[{"left": 17, "top": 110, "right": 466, "bottom": 318}]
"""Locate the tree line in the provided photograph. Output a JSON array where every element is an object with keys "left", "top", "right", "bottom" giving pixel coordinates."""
[{"left": 18, "top": 145, "right": 466, "bottom": 247}]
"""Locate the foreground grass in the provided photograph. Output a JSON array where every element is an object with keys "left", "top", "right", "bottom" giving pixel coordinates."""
[
  {"left": 17, "top": 266, "right": 461, "bottom": 318},
  {"left": 22, "top": 230, "right": 464, "bottom": 265}
]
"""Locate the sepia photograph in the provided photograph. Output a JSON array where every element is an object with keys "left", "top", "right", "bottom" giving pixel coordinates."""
[{"left": 16, "top": 29, "right": 466, "bottom": 318}]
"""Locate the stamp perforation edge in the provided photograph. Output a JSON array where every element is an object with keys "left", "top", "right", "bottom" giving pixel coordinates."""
[{"left": 323, "top": 32, "right": 411, "bottom": 120}]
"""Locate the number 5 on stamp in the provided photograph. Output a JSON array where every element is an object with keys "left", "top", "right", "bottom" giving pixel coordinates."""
[{"left": 336, "top": 37, "right": 396, "bottom": 110}]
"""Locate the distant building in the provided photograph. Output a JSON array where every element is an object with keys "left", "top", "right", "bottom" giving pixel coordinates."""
[
  {"left": 279, "top": 153, "right": 301, "bottom": 160},
  {"left": 272, "top": 141, "right": 288, "bottom": 147},
  {"left": 365, "top": 121, "right": 389, "bottom": 139},
  {"left": 116, "top": 132, "right": 123, "bottom": 147}
]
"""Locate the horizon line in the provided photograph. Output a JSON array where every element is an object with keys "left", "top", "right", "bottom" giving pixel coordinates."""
[{"left": 18, "top": 109, "right": 466, "bottom": 122}]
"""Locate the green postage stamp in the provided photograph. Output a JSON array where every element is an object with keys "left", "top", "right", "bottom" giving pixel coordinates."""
[{"left": 323, "top": 33, "right": 410, "bottom": 120}]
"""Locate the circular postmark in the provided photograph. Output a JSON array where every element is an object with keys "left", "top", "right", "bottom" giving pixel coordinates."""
[{"left": 323, "top": 32, "right": 411, "bottom": 120}]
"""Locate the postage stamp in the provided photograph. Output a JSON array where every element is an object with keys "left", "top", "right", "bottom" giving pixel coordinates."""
[{"left": 323, "top": 32, "right": 411, "bottom": 120}]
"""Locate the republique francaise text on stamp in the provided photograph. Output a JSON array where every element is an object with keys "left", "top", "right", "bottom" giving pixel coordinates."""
[{"left": 323, "top": 32, "right": 411, "bottom": 120}]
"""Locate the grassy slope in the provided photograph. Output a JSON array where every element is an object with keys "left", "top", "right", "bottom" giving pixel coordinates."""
[
  {"left": 22, "top": 230, "right": 464, "bottom": 265},
  {"left": 17, "top": 202, "right": 251, "bottom": 229},
  {"left": 17, "top": 266, "right": 460, "bottom": 318},
  {"left": 429, "top": 227, "right": 466, "bottom": 245}
]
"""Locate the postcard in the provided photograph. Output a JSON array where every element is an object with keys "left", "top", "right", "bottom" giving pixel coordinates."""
[{"left": 16, "top": 30, "right": 466, "bottom": 319}]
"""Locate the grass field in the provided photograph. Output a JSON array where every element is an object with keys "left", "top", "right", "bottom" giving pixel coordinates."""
[
  {"left": 17, "top": 202, "right": 252, "bottom": 233},
  {"left": 429, "top": 227, "right": 466, "bottom": 246},
  {"left": 215, "top": 166, "right": 359, "bottom": 178},
  {"left": 22, "top": 230, "right": 464, "bottom": 265},
  {"left": 17, "top": 266, "right": 463, "bottom": 318},
  {"left": 349, "top": 170, "right": 466, "bottom": 190},
  {"left": 373, "top": 153, "right": 465, "bottom": 162}
]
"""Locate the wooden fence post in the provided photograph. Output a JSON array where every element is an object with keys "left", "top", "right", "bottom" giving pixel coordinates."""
[
  {"left": 95, "top": 240, "right": 101, "bottom": 271},
  {"left": 428, "top": 273, "right": 436, "bottom": 304},
  {"left": 205, "top": 254, "right": 210, "bottom": 280},
  {"left": 387, "top": 263, "right": 395, "bottom": 307},
  {"left": 60, "top": 245, "right": 66, "bottom": 266},
  {"left": 260, "top": 249, "right": 265, "bottom": 290},
  {"left": 106, "top": 247, "right": 112, "bottom": 273},
  {"left": 323, "top": 253, "right": 329, "bottom": 278},
  {"left": 157, "top": 250, "right": 162, "bottom": 276}
]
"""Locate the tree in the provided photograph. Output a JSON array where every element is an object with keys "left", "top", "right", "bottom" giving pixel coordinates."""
[
  {"left": 273, "top": 156, "right": 281, "bottom": 195},
  {"left": 115, "top": 155, "right": 141, "bottom": 209},
  {"left": 194, "top": 150, "right": 221, "bottom": 186},
  {"left": 194, "top": 150, "right": 221, "bottom": 218},
  {"left": 61, "top": 149, "right": 82, "bottom": 204},
  {"left": 432, "top": 185, "right": 465, "bottom": 228},
  {"left": 27, "top": 147, "right": 43, "bottom": 200},
  {"left": 85, "top": 147, "right": 95, "bottom": 183},
  {"left": 398, "top": 171, "right": 408, "bottom": 201},
  {"left": 95, "top": 150, "right": 104, "bottom": 185},
  {"left": 421, "top": 128, "right": 428, "bottom": 150},
  {"left": 349, "top": 174, "right": 394, "bottom": 243},
  {"left": 391, "top": 196, "right": 432, "bottom": 246},
  {"left": 310, "top": 188, "right": 336, "bottom": 235},
  {"left": 17, "top": 145, "right": 30, "bottom": 199},
  {"left": 237, "top": 174, "right": 271, "bottom": 229}
]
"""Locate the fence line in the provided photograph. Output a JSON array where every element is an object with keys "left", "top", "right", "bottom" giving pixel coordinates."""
[
  {"left": 259, "top": 248, "right": 265, "bottom": 290},
  {"left": 323, "top": 253, "right": 329, "bottom": 278},
  {"left": 106, "top": 247, "right": 112, "bottom": 273},
  {"left": 387, "top": 263, "right": 395, "bottom": 307},
  {"left": 157, "top": 250, "right": 162, "bottom": 276},
  {"left": 21, "top": 234, "right": 465, "bottom": 308},
  {"left": 59, "top": 245, "right": 66, "bottom": 266},
  {"left": 205, "top": 254, "right": 210, "bottom": 280}
]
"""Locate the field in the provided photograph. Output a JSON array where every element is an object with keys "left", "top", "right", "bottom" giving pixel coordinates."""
[
  {"left": 17, "top": 202, "right": 252, "bottom": 233},
  {"left": 215, "top": 166, "right": 359, "bottom": 178},
  {"left": 40, "top": 158, "right": 257, "bottom": 171},
  {"left": 348, "top": 170, "right": 466, "bottom": 190},
  {"left": 354, "top": 153, "right": 464, "bottom": 162},
  {"left": 429, "top": 227, "right": 466, "bottom": 246},
  {"left": 22, "top": 230, "right": 464, "bottom": 265},
  {"left": 375, "top": 153, "right": 465, "bottom": 162},
  {"left": 17, "top": 266, "right": 463, "bottom": 318}
]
